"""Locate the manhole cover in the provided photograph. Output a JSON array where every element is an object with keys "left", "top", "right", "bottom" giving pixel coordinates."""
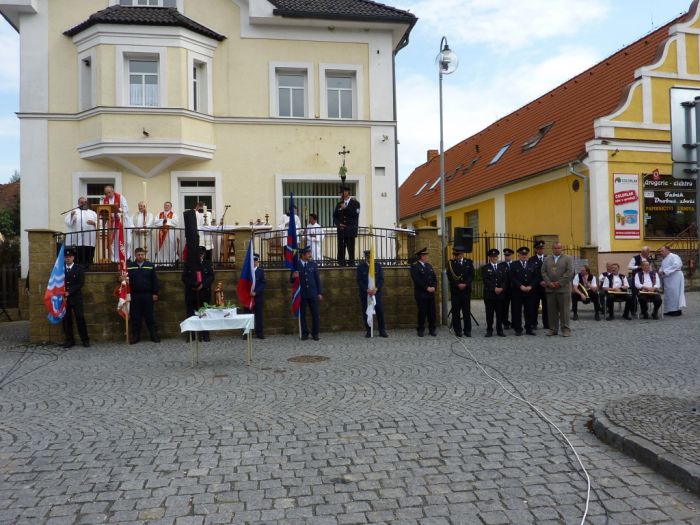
[{"left": 287, "top": 355, "right": 329, "bottom": 363}]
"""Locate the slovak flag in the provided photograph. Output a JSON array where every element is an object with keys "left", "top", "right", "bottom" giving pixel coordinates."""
[
  {"left": 237, "top": 240, "right": 256, "bottom": 310},
  {"left": 285, "top": 193, "right": 300, "bottom": 317},
  {"left": 44, "top": 244, "right": 67, "bottom": 324}
]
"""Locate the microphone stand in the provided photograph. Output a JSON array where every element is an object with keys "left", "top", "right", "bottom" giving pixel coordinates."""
[{"left": 60, "top": 205, "right": 82, "bottom": 215}]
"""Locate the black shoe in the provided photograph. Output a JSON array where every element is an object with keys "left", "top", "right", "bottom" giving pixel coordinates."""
[
  {"left": 464, "top": 332, "right": 471, "bottom": 338},
  {"left": 652, "top": 311, "right": 659, "bottom": 320},
  {"left": 526, "top": 330, "right": 536, "bottom": 336},
  {"left": 417, "top": 332, "right": 424, "bottom": 337},
  {"left": 503, "top": 322, "right": 511, "bottom": 329},
  {"left": 62, "top": 341, "right": 75, "bottom": 349},
  {"left": 379, "top": 331, "right": 388, "bottom": 338},
  {"left": 485, "top": 331, "right": 493, "bottom": 338},
  {"left": 301, "top": 335, "right": 309, "bottom": 341},
  {"left": 312, "top": 335, "right": 320, "bottom": 341},
  {"left": 595, "top": 312, "right": 601, "bottom": 321},
  {"left": 622, "top": 314, "right": 632, "bottom": 321},
  {"left": 365, "top": 331, "right": 372, "bottom": 338},
  {"left": 497, "top": 331, "right": 506, "bottom": 337},
  {"left": 454, "top": 332, "right": 463, "bottom": 337},
  {"left": 429, "top": 331, "right": 437, "bottom": 337},
  {"left": 572, "top": 312, "right": 579, "bottom": 320},
  {"left": 129, "top": 338, "right": 140, "bottom": 345},
  {"left": 606, "top": 315, "right": 613, "bottom": 321},
  {"left": 515, "top": 331, "right": 523, "bottom": 336},
  {"left": 642, "top": 313, "right": 649, "bottom": 320},
  {"left": 82, "top": 341, "right": 90, "bottom": 348},
  {"left": 151, "top": 336, "right": 160, "bottom": 343}
]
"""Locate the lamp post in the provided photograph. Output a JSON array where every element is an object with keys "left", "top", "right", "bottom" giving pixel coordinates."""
[{"left": 437, "top": 36, "right": 458, "bottom": 325}]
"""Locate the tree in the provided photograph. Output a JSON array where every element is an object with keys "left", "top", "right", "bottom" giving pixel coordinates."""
[{"left": 9, "top": 170, "right": 20, "bottom": 183}]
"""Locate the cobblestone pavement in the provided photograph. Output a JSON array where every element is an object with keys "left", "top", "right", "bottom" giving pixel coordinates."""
[{"left": 0, "top": 294, "right": 699, "bottom": 524}]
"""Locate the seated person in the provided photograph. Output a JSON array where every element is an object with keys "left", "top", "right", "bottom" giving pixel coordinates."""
[
  {"left": 634, "top": 261, "right": 662, "bottom": 319},
  {"left": 600, "top": 263, "right": 633, "bottom": 320},
  {"left": 597, "top": 262, "right": 613, "bottom": 315},
  {"left": 571, "top": 265, "right": 602, "bottom": 321}
]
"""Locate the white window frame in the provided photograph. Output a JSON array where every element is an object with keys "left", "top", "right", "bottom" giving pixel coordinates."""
[
  {"left": 72, "top": 172, "right": 123, "bottom": 206},
  {"left": 187, "top": 51, "right": 212, "bottom": 114},
  {"left": 110, "top": 0, "right": 183, "bottom": 9},
  {"left": 78, "top": 49, "right": 96, "bottom": 111},
  {"left": 170, "top": 171, "right": 223, "bottom": 219},
  {"left": 116, "top": 45, "right": 167, "bottom": 107},
  {"left": 319, "top": 63, "right": 363, "bottom": 120},
  {"left": 269, "top": 61, "right": 314, "bottom": 118}
]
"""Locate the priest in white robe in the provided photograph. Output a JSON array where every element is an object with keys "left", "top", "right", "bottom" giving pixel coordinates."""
[
  {"left": 305, "top": 213, "right": 325, "bottom": 263},
  {"left": 64, "top": 196, "right": 97, "bottom": 266},
  {"left": 102, "top": 185, "right": 132, "bottom": 263},
  {"left": 153, "top": 201, "right": 179, "bottom": 264},
  {"left": 658, "top": 245, "right": 686, "bottom": 316},
  {"left": 131, "top": 201, "right": 154, "bottom": 258}
]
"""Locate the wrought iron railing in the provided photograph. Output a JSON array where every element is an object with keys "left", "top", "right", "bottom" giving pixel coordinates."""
[
  {"left": 252, "top": 227, "right": 416, "bottom": 268},
  {"left": 54, "top": 226, "right": 236, "bottom": 271},
  {"left": 656, "top": 222, "right": 698, "bottom": 277},
  {"left": 0, "top": 263, "right": 19, "bottom": 311}
]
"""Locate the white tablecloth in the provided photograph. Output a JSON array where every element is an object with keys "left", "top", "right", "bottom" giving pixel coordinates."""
[{"left": 179, "top": 313, "right": 255, "bottom": 366}]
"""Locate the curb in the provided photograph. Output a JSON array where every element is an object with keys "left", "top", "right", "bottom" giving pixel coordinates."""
[{"left": 592, "top": 411, "right": 700, "bottom": 496}]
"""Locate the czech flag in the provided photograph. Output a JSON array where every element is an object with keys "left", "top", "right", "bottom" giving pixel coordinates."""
[
  {"left": 285, "top": 193, "right": 300, "bottom": 317},
  {"left": 237, "top": 240, "right": 256, "bottom": 310},
  {"left": 44, "top": 244, "right": 67, "bottom": 324}
]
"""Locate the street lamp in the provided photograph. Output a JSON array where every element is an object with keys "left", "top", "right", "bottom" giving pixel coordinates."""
[{"left": 437, "top": 36, "right": 458, "bottom": 326}]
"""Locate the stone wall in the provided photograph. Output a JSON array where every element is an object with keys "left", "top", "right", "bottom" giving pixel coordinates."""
[{"left": 27, "top": 228, "right": 443, "bottom": 342}]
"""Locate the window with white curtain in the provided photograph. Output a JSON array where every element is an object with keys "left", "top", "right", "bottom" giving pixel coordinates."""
[{"left": 129, "top": 59, "right": 159, "bottom": 107}]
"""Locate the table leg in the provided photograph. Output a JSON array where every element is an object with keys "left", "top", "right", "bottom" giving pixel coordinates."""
[
  {"left": 189, "top": 331, "right": 194, "bottom": 367},
  {"left": 246, "top": 331, "right": 252, "bottom": 366}
]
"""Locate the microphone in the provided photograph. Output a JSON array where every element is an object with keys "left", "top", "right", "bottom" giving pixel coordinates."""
[{"left": 225, "top": 205, "right": 231, "bottom": 208}]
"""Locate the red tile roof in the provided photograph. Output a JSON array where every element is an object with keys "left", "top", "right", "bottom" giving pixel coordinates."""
[{"left": 399, "top": 11, "right": 691, "bottom": 220}]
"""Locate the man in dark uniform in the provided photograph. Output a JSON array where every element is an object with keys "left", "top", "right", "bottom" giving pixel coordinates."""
[
  {"left": 292, "top": 246, "right": 323, "bottom": 340},
  {"left": 529, "top": 240, "right": 549, "bottom": 329},
  {"left": 182, "top": 246, "right": 215, "bottom": 341},
  {"left": 356, "top": 250, "right": 388, "bottom": 338},
  {"left": 127, "top": 247, "right": 160, "bottom": 344},
  {"left": 250, "top": 253, "right": 266, "bottom": 339},
  {"left": 446, "top": 246, "right": 474, "bottom": 337},
  {"left": 482, "top": 248, "right": 507, "bottom": 337},
  {"left": 62, "top": 248, "right": 90, "bottom": 348},
  {"left": 498, "top": 248, "right": 514, "bottom": 329},
  {"left": 410, "top": 247, "right": 437, "bottom": 337},
  {"left": 510, "top": 246, "right": 539, "bottom": 336},
  {"left": 332, "top": 186, "right": 360, "bottom": 266}
]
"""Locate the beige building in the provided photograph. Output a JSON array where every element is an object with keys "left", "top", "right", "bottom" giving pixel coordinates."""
[{"left": 0, "top": 0, "right": 416, "bottom": 275}]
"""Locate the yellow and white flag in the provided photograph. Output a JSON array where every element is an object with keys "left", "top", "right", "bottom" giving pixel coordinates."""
[{"left": 366, "top": 240, "right": 376, "bottom": 328}]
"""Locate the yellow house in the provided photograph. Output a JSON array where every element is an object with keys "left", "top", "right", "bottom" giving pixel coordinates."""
[
  {"left": 399, "top": 3, "right": 698, "bottom": 270},
  {"left": 0, "top": 0, "right": 416, "bottom": 275}
]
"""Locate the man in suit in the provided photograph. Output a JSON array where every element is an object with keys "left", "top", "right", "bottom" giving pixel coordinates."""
[
  {"left": 541, "top": 241, "right": 574, "bottom": 337},
  {"left": 510, "top": 246, "right": 539, "bottom": 336},
  {"left": 356, "top": 249, "right": 388, "bottom": 338},
  {"left": 529, "top": 240, "right": 549, "bottom": 329},
  {"left": 62, "top": 248, "right": 90, "bottom": 348},
  {"left": 250, "top": 253, "right": 266, "bottom": 339},
  {"left": 181, "top": 246, "right": 215, "bottom": 341},
  {"left": 410, "top": 247, "right": 437, "bottom": 337},
  {"left": 482, "top": 248, "right": 508, "bottom": 337},
  {"left": 446, "top": 246, "right": 474, "bottom": 337},
  {"left": 333, "top": 185, "right": 360, "bottom": 266},
  {"left": 498, "top": 248, "right": 514, "bottom": 329},
  {"left": 292, "top": 246, "right": 323, "bottom": 340}
]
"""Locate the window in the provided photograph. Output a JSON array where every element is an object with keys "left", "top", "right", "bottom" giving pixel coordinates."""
[
  {"left": 192, "top": 60, "right": 207, "bottom": 112},
  {"left": 277, "top": 72, "right": 306, "bottom": 118},
  {"left": 327, "top": 75, "right": 353, "bottom": 119},
  {"left": 78, "top": 51, "right": 95, "bottom": 111},
  {"left": 414, "top": 181, "right": 429, "bottom": 196},
  {"left": 642, "top": 172, "right": 696, "bottom": 238},
  {"left": 428, "top": 177, "right": 441, "bottom": 191},
  {"left": 119, "top": 0, "right": 177, "bottom": 6},
  {"left": 129, "top": 59, "right": 159, "bottom": 106},
  {"left": 522, "top": 123, "right": 554, "bottom": 151},
  {"left": 282, "top": 181, "right": 357, "bottom": 228},
  {"left": 465, "top": 211, "right": 479, "bottom": 241},
  {"left": 179, "top": 180, "right": 215, "bottom": 216},
  {"left": 488, "top": 143, "right": 511, "bottom": 165},
  {"left": 85, "top": 181, "right": 115, "bottom": 206}
]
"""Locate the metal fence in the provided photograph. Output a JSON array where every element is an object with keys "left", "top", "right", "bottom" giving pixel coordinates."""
[
  {"left": 252, "top": 227, "right": 416, "bottom": 268},
  {"left": 0, "top": 264, "right": 19, "bottom": 312},
  {"left": 55, "top": 227, "right": 237, "bottom": 271},
  {"left": 661, "top": 222, "right": 698, "bottom": 277}
]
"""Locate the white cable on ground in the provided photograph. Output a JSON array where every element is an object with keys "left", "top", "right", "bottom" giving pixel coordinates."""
[{"left": 452, "top": 335, "right": 591, "bottom": 525}]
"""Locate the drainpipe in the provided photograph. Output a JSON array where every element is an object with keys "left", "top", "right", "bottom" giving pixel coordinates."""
[{"left": 569, "top": 162, "right": 590, "bottom": 245}]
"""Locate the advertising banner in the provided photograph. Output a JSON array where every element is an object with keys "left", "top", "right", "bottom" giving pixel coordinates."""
[
  {"left": 613, "top": 174, "right": 640, "bottom": 239},
  {"left": 642, "top": 169, "right": 696, "bottom": 238}
]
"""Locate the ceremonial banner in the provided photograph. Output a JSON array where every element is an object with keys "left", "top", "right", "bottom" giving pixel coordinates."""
[
  {"left": 44, "top": 244, "right": 66, "bottom": 324},
  {"left": 237, "top": 240, "right": 256, "bottom": 310},
  {"left": 285, "top": 193, "right": 300, "bottom": 317},
  {"left": 366, "top": 237, "right": 376, "bottom": 327},
  {"left": 613, "top": 174, "right": 640, "bottom": 239}
]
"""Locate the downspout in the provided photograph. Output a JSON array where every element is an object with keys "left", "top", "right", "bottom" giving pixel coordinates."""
[
  {"left": 569, "top": 161, "right": 590, "bottom": 245},
  {"left": 392, "top": 50, "right": 400, "bottom": 226}
]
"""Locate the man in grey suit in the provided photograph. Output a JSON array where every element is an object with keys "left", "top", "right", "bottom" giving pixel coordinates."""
[{"left": 541, "top": 242, "right": 574, "bottom": 337}]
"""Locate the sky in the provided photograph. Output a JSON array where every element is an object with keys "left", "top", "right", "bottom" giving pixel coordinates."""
[{"left": 0, "top": 0, "right": 693, "bottom": 185}]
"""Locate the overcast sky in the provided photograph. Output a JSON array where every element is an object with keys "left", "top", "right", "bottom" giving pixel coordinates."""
[{"left": 0, "top": 0, "right": 693, "bottom": 184}]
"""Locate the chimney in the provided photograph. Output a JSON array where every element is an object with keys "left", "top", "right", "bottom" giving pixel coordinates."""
[{"left": 427, "top": 149, "right": 439, "bottom": 162}]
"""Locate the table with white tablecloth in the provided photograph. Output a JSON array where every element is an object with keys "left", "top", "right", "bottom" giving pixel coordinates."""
[{"left": 179, "top": 312, "right": 254, "bottom": 366}]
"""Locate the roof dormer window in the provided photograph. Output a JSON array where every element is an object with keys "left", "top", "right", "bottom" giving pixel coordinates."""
[
  {"left": 488, "top": 143, "right": 511, "bottom": 166},
  {"left": 522, "top": 123, "right": 554, "bottom": 151},
  {"left": 414, "top": 181, "right": 430, "bottom": 196}
]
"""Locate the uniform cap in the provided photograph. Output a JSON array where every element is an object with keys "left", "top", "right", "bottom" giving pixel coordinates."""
[
  {"left": 487, "top": 248, "right": 500, "bottom": 257},
  {"left": 415, "top": 247, "right": 429, "bottom": 257},
  {"left": 363, "top": 249, "right": 371, "bottom": 256},
  {"left": 64, "top": 248, "right": 76, "bottom": 257},
  {"left": 452, "top": 246, "right": 464, "bottom": 254},
  {"left": 253, "top": 253, "right": 260, "bottom": 260},
  {"left": 517, "top": 246, "right": 530, "bottom": 254},
  {"left": 534, "top": 240, "right": 546, "bottom": 249},
  {"left": 503, "top": 248, "right": 514, "bottom": 255},
  {"left": 300, "top": 246, "right": 312, "bottom": 254}
]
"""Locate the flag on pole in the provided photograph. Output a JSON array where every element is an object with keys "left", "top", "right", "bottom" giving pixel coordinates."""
[
  {"left": 237, "top": 240, "right": 256, "bottom": 309},
  {"left": 44, "top": 244, "right": 67, "bottom": 324},
  {"left": 114, "top": 219, "right": 130, "bottom": 318},
  {"left": 285, "top": 193, "right": 301, "bottom": 317},
  {"left": 366, "top": 235, "right": 377, "bottom": 327}
]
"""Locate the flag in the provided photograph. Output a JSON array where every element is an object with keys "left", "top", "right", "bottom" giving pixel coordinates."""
[
  {"left": 237, "top": 240, "right": 256, "bottom": 310},
  {"left": 44, "top": 244, "right": 66, "bottom": 324},
  {"left": 114, "top": 220, "right": 130, "bottom": 318},
  {"left": 285, "top": 193, "right": 301, "bottom": 317},
  {"left": 366, "top": 237, "right": 376, "bottom": 327}
]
